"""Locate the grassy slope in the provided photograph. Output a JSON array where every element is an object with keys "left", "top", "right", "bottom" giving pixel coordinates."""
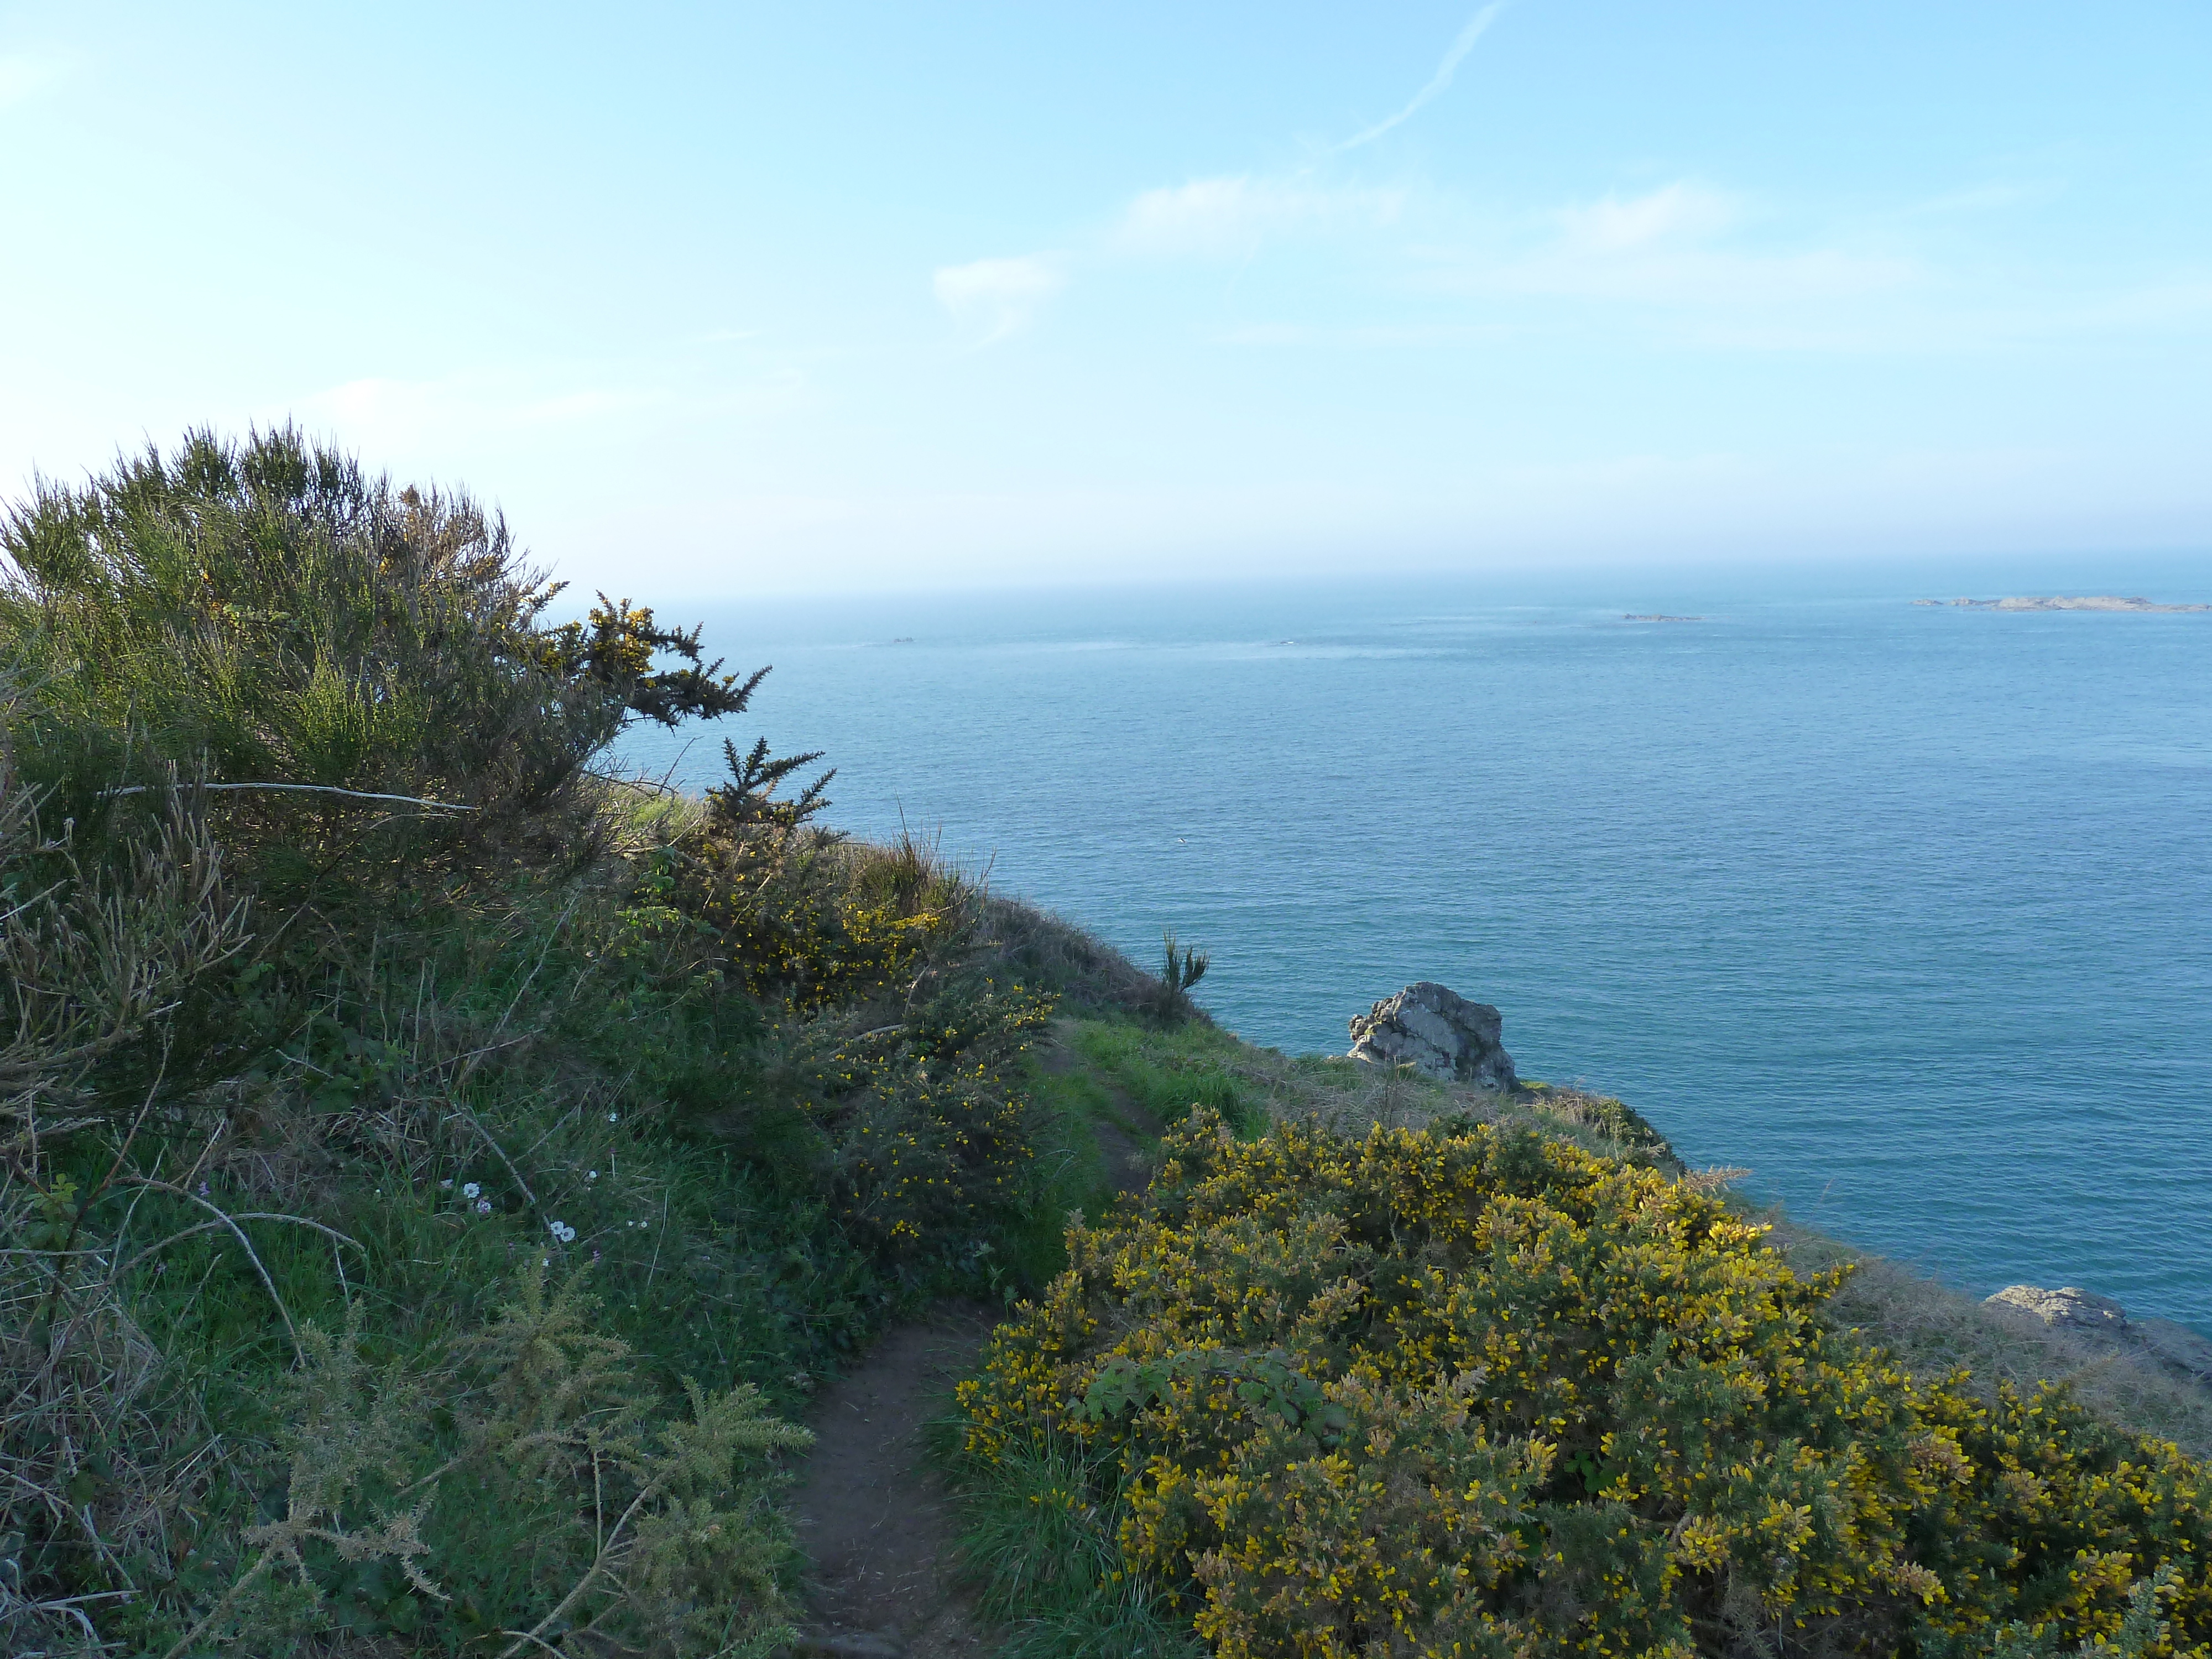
[{"left": 0, "top": 425, "right": 1203, "bottom": 1655}]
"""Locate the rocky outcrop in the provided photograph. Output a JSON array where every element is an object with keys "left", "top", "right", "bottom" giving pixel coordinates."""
[
  {"left": 1985, "top": 1285, "right": 2212, "bottom": 1387},
  {"left": 1986, "top": 1285, "right": 2127, "bottom": 1333},
  {"left": 1348, "top": 983, "right": 1517, "bottom": 1091}
]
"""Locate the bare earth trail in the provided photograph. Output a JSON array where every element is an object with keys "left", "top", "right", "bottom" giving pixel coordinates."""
[
  {"left": 787, "top": 1032, "right": 1162, "bottom": 1657},
  {"left": 787, "top": 1307, "right": 1000, "bottom": 1657}
]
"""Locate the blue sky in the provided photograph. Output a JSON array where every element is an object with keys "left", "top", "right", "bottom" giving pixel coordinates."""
[{"left": 2, "top": 2, "right": 2208, "bottom": 593}]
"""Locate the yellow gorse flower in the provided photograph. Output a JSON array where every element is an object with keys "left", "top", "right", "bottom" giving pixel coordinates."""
[{"left": 958, "top": 1112, "right": 2212, "bottom": 1658}]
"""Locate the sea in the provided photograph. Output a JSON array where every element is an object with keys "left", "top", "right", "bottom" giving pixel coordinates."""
[{"left": 618, "top": 555, "right": 2212, "bottom": 1336}]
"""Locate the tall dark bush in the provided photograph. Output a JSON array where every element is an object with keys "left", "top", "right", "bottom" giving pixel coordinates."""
[{"left": 0, "top": 426, "right": 752, "bottom": 885}]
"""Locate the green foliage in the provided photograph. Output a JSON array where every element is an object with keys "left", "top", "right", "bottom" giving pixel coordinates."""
[
  {"left": 159, "top": 1269, "right": 811, "bottom": 1659},
  {"left": 0, "top": 431, "right": 1082, "bottom": 1655},
  {"left": 0, "top": 730, "right": 252, "bottom": 1136},
  {"left": 953, "top": 1427, "right": 1206, "bottom": 1659},
  {"left": 958, "top": 1112, "right": 2212, "bottom": 1659},
  {"left": 667, "top": 780, "right": 972, "bottom": 1014},
  {"left": 1071, "top": 1018, "right": 1269, "bottom": 1140},
  {"left": 0, "top": 427, "right": 752, "bottom": 898},
  {"left": 1160, "top": 930, "right": 1209, "bottom": 995}
]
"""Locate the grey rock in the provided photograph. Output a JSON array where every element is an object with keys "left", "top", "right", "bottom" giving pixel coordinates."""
[
  {"left": 1984, "top": 1286, "right": 2212, "bottom": 1394},
  {"left": 1985, "top": 1284, "right": 2129, "bottom": 1333},
  {"left": 2137, "top": 1317, "right": 2212, "bottom": 1385},
  {"left": 1348, "top": 983, "right": 1517, "bottom": 1091}
]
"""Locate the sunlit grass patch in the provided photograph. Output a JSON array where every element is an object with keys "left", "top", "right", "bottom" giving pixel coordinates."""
[{"left": 1068, "top": 1018, "right": 1270, "bottom": 1139}]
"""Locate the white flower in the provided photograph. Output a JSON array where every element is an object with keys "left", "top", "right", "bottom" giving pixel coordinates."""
[
  {"left": 587, "top": 1170, "right": 598, "bottom": 1181},
  {"left": 608, "top": 1112, "right": 619, "bottom": 1123},
  {"left": 475, "top": 1198, "right": 492, "bottom": 1215},
  {"left": 548, "top": 1219, "right": 576, "bottom": 1244},
  {"left": 462, "top": 1182, "right": 481, "bottom": 1200},
  {"left": 440, "top": 1178, "right": 452, "bottom": 1190}
]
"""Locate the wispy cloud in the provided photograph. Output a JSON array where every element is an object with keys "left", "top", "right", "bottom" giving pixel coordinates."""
[
  {"left": 1112, "top": 175, "right": 1402, "bottom": 259},
  {"left": 1334, "top": 4, "right": 1506, "bottom": 152},
  {"left": 1554, "top": 181, "right": 1737, "bottom": 253},
  {"left": 932, "top": 254, "right": 1067, "bottom": 342},
  {"left": 1404, "top": 179, "right": 1919, "bottom": 322}
]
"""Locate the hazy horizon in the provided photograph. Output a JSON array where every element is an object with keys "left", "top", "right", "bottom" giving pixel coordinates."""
[{"left": 4, "top": 2, "right": 2209, "bottom": 596}]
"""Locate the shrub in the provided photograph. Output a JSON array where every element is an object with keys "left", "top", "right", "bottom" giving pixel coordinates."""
[
  {"left": 148, "top": 1264, "right": 810, "bottom": 1658},
  {"left": 0, "top": 427, "right": 751, "bottom": 901},
  {"left": 0, "top": 705, "right": 251, "bottom": 1140},
  {"left": 958, "top": 1114, "right": 2211, "bottom": 1658},
  {"left": 712, "top": 981, "right": 1055, "bottom": 1262}
]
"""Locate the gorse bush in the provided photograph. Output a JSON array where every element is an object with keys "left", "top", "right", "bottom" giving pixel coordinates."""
[
  {"left": 0, "top": 709, "right": 252, "bottom": 1142},
  {"left": 666, "top": 765, "right": 963, "bottom": 1013},
  {"left": 0, "top": 426, "right": 779, "bottom": 1134},
  {"left": 958, "top": 1113, "right": 2211, "bottom": 1658},
  {"left": 165, "top": 1265, "right": 809, "bottom": 1658},
  {"left": 0, "top": 427, "right": 748, "bottom": 891}
]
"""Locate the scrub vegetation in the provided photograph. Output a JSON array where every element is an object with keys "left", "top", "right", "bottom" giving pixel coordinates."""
[
  {"left": 3, "top": 430, "right": 2207, "bottom": 1658},
  {"left": 954, "top": 1114, "right": 2211, "bottom": 1658},
  {"left": 0, "top": 430, "right": 1095, "bottom": 1655}
]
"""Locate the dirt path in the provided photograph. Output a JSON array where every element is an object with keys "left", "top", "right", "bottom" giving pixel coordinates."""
[
  {"left": 788, "top": 1305, "right": 1000, "bottom": 1657},
  {"left": 1033, "top": 1031, "right": 1162, "bottom": 1196},
  {"left": 787, "top": 1031, "right": 1161, "bottom": 1658}
]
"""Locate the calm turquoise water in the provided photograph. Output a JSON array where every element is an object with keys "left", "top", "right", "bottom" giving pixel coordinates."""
[{"left": 620, "top": 560, "right": 2212, "bottom": 1334}]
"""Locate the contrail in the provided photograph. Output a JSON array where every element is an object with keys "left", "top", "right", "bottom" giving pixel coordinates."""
[{"left": 1334, "top": 4, "right": 1507, "bottom": 153}]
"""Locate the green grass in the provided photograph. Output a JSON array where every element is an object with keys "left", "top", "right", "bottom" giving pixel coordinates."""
[
  {"left": 950, "top": 1430, "right": 1203, "bottom": 1659},
  {"left": 988, "top": 1058, "right": 1124, "bottom": 1295},
  {"left": 1065, "top": 1018, "right": 1270, "bottom": 1140}
]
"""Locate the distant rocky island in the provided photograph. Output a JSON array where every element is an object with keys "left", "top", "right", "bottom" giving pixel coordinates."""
[
  {"left": 1623, "top": 613, "right": 1705, "bottom": 622},
  {"left": 1916, "top": 594, "right": 2210, "bottom": 612}
]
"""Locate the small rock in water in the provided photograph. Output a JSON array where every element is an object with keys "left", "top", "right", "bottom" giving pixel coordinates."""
[
  {"left": 1349, "top": 982, "right": 1517, "bottom": 1091},
  {"left": 1921, "top": 594, "right": 2212, "bottom": 613}
]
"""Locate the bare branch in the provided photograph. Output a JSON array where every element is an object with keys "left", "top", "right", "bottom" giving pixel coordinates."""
[
  {"left": 117, "top": 1180, "right": 308, "bottom": 1365},
  {"left": 101, "top": 781, "right": 477, "bottom": 811}
]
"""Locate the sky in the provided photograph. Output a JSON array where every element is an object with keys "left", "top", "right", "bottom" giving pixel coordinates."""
[{"left": 2, "top": 1, "right": 2209, "bottom": 595}]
